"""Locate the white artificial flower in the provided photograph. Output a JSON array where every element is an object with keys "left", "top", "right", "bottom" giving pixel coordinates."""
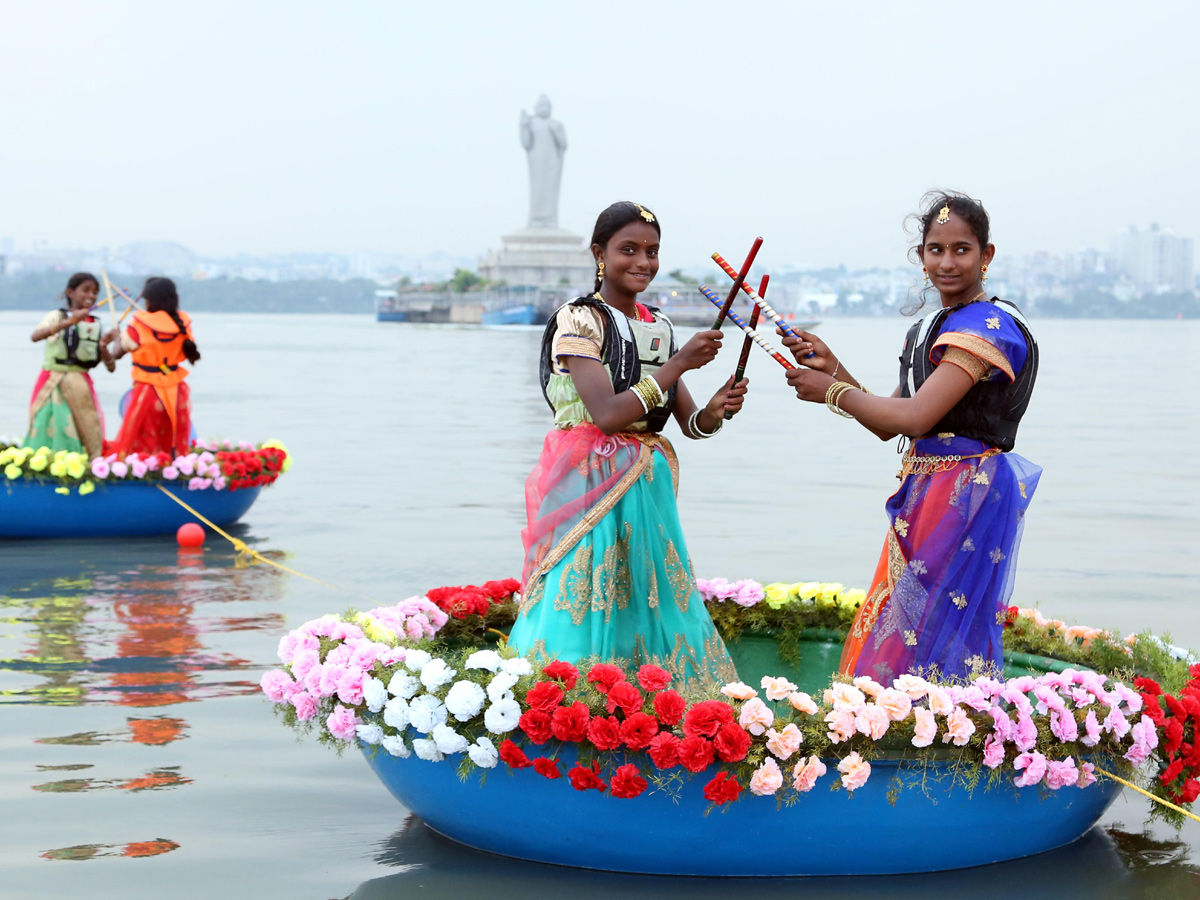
[
  {"left": 483, "top": 697, "right": 521, "bottom": 734},
  {"left": 444, "top": 680, "right": 487, "bottom": 722},
  {"left": 419, "top": 658, "right": 457, "bottom": 692},
  {"left": 381, "top": 734, "right": 410, "bottom": 758},
  {"left": 468, "top": 736, "right": 499, "bottom": 769},
  {"left": 383, "top": 697, "right": 411, "bottom": 731},
  {"left": 431, "top": 723, "right": 469, "bottom": 755},
  {"left": 403, "top": 649, "right": 433, "bottom": 672},
  {"left": 500, "top": 657, "right": 533, "bottom": 677},
  {"left": 465, "top": 649, "right": 504, "bottom": 673},
  {"left": 387, "top": 670, "right": 421, "bottom": 700},
  {"left": 486, "top": 671, "right": 520, "bottom": 703},
  {"left": 408, "top": 694, "right": 448, "bottom": 733},
  {"left": 362, "top": 675, "right": 388, "bottom": 713},
  {"left": 412, "top": 738, "right": 445, "bottom": 762},
  {"left": 356, "top": 722, "right": 385, "bottom": 745}
]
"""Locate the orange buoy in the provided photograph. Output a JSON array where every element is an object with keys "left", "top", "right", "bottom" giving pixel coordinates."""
[{"left": 176, "top": 522, "right": 205, "bottom": 548}]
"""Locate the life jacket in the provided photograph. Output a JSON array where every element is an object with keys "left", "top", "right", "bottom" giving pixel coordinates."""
[
  {"left": 47, "top": 310, "right": 103, "bottom": 370},
  {"left": 129, "top": 310, "right": 192, "bottom": 387},
  {"left": 898, "top": 298, "right": 1038, "bottom": 452},
  {"left": 539, "top": 296, "right": 678, "bottom": 433}
]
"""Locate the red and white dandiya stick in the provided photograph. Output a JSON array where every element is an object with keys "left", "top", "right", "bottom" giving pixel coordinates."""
[
  {"left": 723, "top": 274, "right": 768, "bottom": 421},
  {"left": 712, "top": 251, "right": 815, "bottom": 358},
  {"left": 710, "top": 237, "right": 762, "bottom": 331},
  {"left": 697, "top": 285, "right": 793, "bottom": 370}
]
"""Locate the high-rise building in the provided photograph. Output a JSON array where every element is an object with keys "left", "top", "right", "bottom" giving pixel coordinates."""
[{"left": 1113, "top": 224, "right": 1195, "bottom": 292}]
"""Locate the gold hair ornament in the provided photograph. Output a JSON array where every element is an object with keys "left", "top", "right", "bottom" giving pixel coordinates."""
[
  {"left": 634, "top": 204, "right": 655, "bottom": 223},
  {"left": 936, "top": 200, "right": 951, "bottom": 225}
]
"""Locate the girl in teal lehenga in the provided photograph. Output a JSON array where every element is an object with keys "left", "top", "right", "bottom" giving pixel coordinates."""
[{"left": 508, "top": 202, "right": 747, "bottom": 686}]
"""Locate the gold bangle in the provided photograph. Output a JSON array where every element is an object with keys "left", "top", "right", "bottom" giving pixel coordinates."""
[{"left": 825, "top": 381, "right": 856, "bottom": 418}]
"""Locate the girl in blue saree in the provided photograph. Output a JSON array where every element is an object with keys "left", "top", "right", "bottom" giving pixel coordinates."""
[
  {"left": 781, "top": 192, "right": 1040, "bottom": 683},
  {"left": 508, "top": 202, "right": 746, "bottom": 685}
]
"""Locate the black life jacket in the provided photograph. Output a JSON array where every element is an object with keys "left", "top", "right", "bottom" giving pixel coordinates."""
[
  {"left": 538, "top": 296, "right": 678, "bottom": 433},
  {"left": 898, "top": 298, "right": 1038, "bottom": 452}
]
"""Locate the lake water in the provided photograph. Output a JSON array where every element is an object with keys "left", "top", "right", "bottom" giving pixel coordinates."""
[{"left": 1, "top": 311, "right": 1198, "bottom": 899}]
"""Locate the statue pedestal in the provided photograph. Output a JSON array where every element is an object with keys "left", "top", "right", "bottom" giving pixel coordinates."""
[{"left": 479, "top": 227, "right": 594, "bottom": 291}]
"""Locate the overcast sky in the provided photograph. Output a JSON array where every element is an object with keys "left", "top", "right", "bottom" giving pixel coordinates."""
[{"left": 1, "top": 1, "right": 1196, "bottom": 272}]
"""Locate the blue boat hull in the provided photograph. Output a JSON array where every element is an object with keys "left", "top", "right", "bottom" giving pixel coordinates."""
[
  {"left": 363, "top": 746, "right": 1121, "bottom": 876},
  {"left": 481, "top": 304, "right": 542, "bottom": 326},
  {"left": 376, "top": 310, "right": 409, "bottom": 323},
  {"left": 0, "top": 480, "right": 262, "bottom": 539}
]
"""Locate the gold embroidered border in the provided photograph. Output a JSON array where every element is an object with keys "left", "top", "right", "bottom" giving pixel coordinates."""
[
  {"left": 939, "top": 346, "right": 991, "bottom": 383},
  {"left": 554, "top": 335, "right": 602, "bottom": 362},
  {"left": 533, "top": 442, "right": 653, "bottom": 578},
  {"left": 931, "top": 332, "right": 1013, "bottom": 381}
]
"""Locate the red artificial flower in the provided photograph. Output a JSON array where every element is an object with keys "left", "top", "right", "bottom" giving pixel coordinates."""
[
  {"left": 541, "top": 660, "right": 580, "bottom": 691},
  {"left": 526, "top": 681, "right": 566, "bottom": 713},
  {"left": 703, "top": 771, "right": 742, "bottom": 805},
  {"left": 587, "top": 663, "right": 625, "bottom": 695},
  {"left": 498, "top": 740, "right": 533, "bottom": 769},
  {"left": 678, "top": 735, "right": 716, "bottom": 773},
  {"left": 647, "top": 732, "right": 681, "bottom": 770},
  {"left": 653, "top": 690, "right": 687, "bottom": 727},
  {"left": 586, "top": 715, "right": 623, "bottom": 752},
  {"left": 635, "top": 664, "right": 672, "bottom": 693},
  {"left": 1190, "top": 663, "right": 1200, "bottom": 680},
  {"left": 1004, "top": 606, "right": 1020, "bottom": 628},
  {"left": 1165, "top": 695, "right": 1188, "bottom": 721},
  {"left": 712, "top": 722, "right": 752, "bottom": 763},
  {"left": 1161, "top": 757, "right": 1185, "bottom": 785},
  {"left": 425, "top": 586, "right": 462, "bottom": 606},
  {"left": 1165, "top": 718, "right": 1185, "bottom": 757},
  {"left": 533, "top": 757, "right": 561, "bottom": 780},
  {"left": 443, "top": 589, "right": 489, "bottom": 619},
  {"left": 620, "top": 712, "right": 660, "bottom": 751},
  {"left": 606, "top": 681, "right": 644, "bottom": 717},
  {"left": 550, "top": 701, "right": 590, "bottom": 742},
  {"left": 683, "top": 700, "right": 735, "bottom": 738},
  {"left": 482, "top": 578, "right": 520, "bottom": 601},
  {"left": 609, "top": 763, "right": 648, "bottom": 799},
  {"left": 1180, "top": 778, "right": 1200, "bottom": 804},
  {"left": 1143, "top": 699, "right": 1167, "bottom": 727},
  {"left": 568, "top": 762, "right": 607, "bottom": 793},
  {"left": 519, "top": 709, "right": 553, "bottom": 744},
  {"left": 1135, "top": 677, "right": 1163, "bottom": 697}
]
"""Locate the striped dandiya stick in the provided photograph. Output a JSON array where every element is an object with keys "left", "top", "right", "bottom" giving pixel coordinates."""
[
  {"left": 712, "top": 251, "right": 815, "bottom": 359},
  {"left": 710, "top": 237, "right": 762, "bottom": 330},
  {"left": 723, "top": 273, "right": 768, "bottom": 421},
  {"left": 697, "top": 285, "right": 793, "bottom": 370}
]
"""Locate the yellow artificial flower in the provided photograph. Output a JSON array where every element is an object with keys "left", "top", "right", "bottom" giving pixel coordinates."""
[
  {"left": 353, "top": 612, "right": 396, "bottom": 644},
  {"left": 78, "top": 481, "right": 95, "bottom": 496},
  {"left": 29, "top": 453, "right": 49, "bottom": 472},
  {"left": 792, "top": 581, "right": 821, "bottom": 602},
  {"left": 54, "top": 486, "right": 70, "bottom": 495},
  {"left": 763, "top": 583, "right": 794, "bottom": 609},
  {"left": 0, "top": 448, "right": 14, "bottom": 465},
  {"left": 838, "top": 588, "right": 867, "bottom": 611},
  {"left": 3, "top": 463, "right": 21, "bottom": 480},
  {"left": 17, "top": 447, "right": 32, "bottom": 465},
  {"left": 65, "top": 457, "right": 87, "bottom": 479},
  {"left": 49, "top": 460, "right": 68, "bottom": 478},
  {"left": 53, "top": 450, "right": 67, "bottom": 462}
]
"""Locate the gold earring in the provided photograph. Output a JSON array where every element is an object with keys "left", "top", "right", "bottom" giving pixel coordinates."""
[
  {"left": 922, "top": 266, "right": 930, "bottom": 288},
  {"left": 981, "top": 264, "right": 988, "bottom": 286},
  {"left": 598, "top": 261, "right": 605, "bottom": 284}
]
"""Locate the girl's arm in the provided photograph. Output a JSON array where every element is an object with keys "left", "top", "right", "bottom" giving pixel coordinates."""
[
  {"left": 566, "top": 330, "right": 725, "bottom": 435},
  {"left": 30, "top": 309, "right": 84, "bottom": 343}
]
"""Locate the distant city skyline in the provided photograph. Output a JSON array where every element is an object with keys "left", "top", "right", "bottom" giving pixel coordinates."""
[{"left": 1, "top": 3, "right": 1198, "bottom": 272}]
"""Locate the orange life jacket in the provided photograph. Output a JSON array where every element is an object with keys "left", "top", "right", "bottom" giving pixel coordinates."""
[{"left": 128, "top": 310, "right": 193, "bottom": 387}]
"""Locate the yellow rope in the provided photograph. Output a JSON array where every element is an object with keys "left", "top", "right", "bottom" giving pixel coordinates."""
[
  {"left": 154, "top": 484, "right": 375, "bottom": 603},
  {"left": 1094, "top": 767, "right": 1200, "bottom": 824}
]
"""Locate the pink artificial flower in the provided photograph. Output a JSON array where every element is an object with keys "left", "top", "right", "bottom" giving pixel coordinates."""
[
  {"left": 982, "top": 734, "right": 1006, "bottom": 769},
  {"left": 837, "top": 751, "right": 871, "bottom": 791},
  {"left": 877, "top": 688, "right": 913, "bottom": 722},
  {"left": 110, "top": 460, "right": 128, "bottom": 479},
  {"left": 986, "top": 706, "right": 1014, "bottom": 742},
  {"left": 1125, "top": 715, "right": 1159, "bottom": 765},
  {"left": 175, "top": 455, "right": 196, "bottom": 477},
  {"left": 852, "top": 676, "right": 884, "bottom": 699},
  {"left": 1013, "top": 713, "right": 1038, "bottom": 751},
  {"left": 130, "top": 458, "right": 148, "bottom": 478},
  {"left": 734, "top": 580, "right": 765, "bottom": 607},
  {"left": 749, "top": 758, "right": 784, "bottom": 796},
  {"left": 145, "top": 454, "right": 161, "bottom": 471},
  {"left": 1110, "top": 682, "right": 1144, "bottom": 714},
  {"left": 1050, "top": 708, "right": 1079, "bottom": 743},
  {"left": 336, "top": 668, "right": 365, "bottom": 706},
  {"left": 856, "top": 704, "right": 890, "bottom": 741},
  {"left": 792, "top": 755, "right": 827, "bottom": 792},
  {"left": 761, "top": 676, "right": 798, "bottom": 702},
  {"left": 1044, "top": 758, "right": 1079, "bottom": 790},
  {"left": 197, "top": 451, "right": 216, "bottom": 467},
  {"left": 260, "top": 668, "right": 299, "bottom": 702},
  {"left": 893, "top": 674, "right": 931, "bottom": 700},
  {"left": 942, "top": 707, "right": 976, "bottom": 747},
  {"left": 378, "top": 647, "right": 407, "bottom": 666},
  {"left": 1081, "top": 709, "right": 1102, "bottom": 747},
  {"left": 1103, "top": 707, "right": 1131, "bottom": 740},
  {"left": 694, "top": 577, "right": 719, "bottom": 601},
  {"left": 213, "top": 476, "right": 227, "bottom": 491},
  {"left": 911, "top": 707, "right": 937, "bottom": 748},
  {"left": 90, "top": 457, "right": 111, "bottom": 479},
  {"left": 326, "top": 704, "right": 360, "bottom": 741},
  {"left": 721, "top": 682, "right": 758, "bottom": 701},
  {"left": 290, "top": 691, "right": 317, "bottom": 721},
  {"left": 1013, "top": 751, "right": 1048, "bottom": 788},
  {"left": 1077, "top": 762, "right": 1098, "bottom": 788},
  {"left": 317, "top": 664, "right": 343, "bottom": 698},
  {"left": 162, "top": 466, "right": 179, "bottom": 480},
  {"left": 187, "top": 477, "right": 205, "bottom": 491},
  {"left": 739, "top": 697, "right": 775, "bottom": 736},
  {"left": 787, "top": 691, "right": 819, "bottom": 715},
  {"left": 289, "top": 648, "right": 320, "bottom": 680},
  {"left": 825, "top": 708, "right": 858, "bottom": 744},
  {"left": 765, "top": 723, "right": 803, "bottom": 761},
  {"left": 926, "top": 687, "right": 953, "bottom": 717},
  {"left": 825, "top": 682, "right": 867, "bottom": 712},
  {"left": 972, "top": 677, "right": 1004, "bottom": 701},
  {"left": 956, "top": 685, "right": 991, "bottom": 712},
  {"left": 1033, "top": 684, "right": 1066, "bottom": 715}
]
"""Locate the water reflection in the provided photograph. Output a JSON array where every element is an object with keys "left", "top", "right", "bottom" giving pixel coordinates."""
[
  {"left": 41, "top": 840, "right": 180, "bottom": 861},
  {"left": 351, "top": 816, "right": 1199, "bottom": 900},
  {"left": 32, "top": 766, "right": 192, "bottom": 793}
]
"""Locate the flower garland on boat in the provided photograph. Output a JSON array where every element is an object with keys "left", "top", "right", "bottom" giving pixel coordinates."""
[
  {"left": 260, "top": 579, "right": 1199, "bottom": 822},
  {"left": 0, "top": 440, "right": 289, "bottom": 494}
]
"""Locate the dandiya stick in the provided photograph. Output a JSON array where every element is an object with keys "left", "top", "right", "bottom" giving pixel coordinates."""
[
  {"left": 723, "top": 273, "right": 767, "bottom": 421},
  {"left": 710, "top": 237, "right": 762, "bottom": 330},
  {"left": 697, "top": 285, "right": 793, "bottom": 370},
  {"left": 712, "top": 251, "right": 815, "bottom": 359},
  {"left": 109, "top": 283, "right": 145, "bottom": 324}
]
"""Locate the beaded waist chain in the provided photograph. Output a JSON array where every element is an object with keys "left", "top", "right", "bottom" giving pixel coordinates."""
[{"left": 897, "top": 444, "right": 1000, "bottom": 479}]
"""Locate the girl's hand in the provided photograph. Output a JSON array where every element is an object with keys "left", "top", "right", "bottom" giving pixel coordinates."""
[
  {"left": 707, "top": 375, "right": 749, "bottom": 419},
  {"left": 780, "top": 328, "right": 835, "bottom": 372},
  {"left": 674, "top": 329, "right": 723, "bottom": 372},
  {"left": 785, "top": 367, "right": 836, "bottom": 403},
  {"left": 67, "top": 307, "right": 91, "bottom": 325}
]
